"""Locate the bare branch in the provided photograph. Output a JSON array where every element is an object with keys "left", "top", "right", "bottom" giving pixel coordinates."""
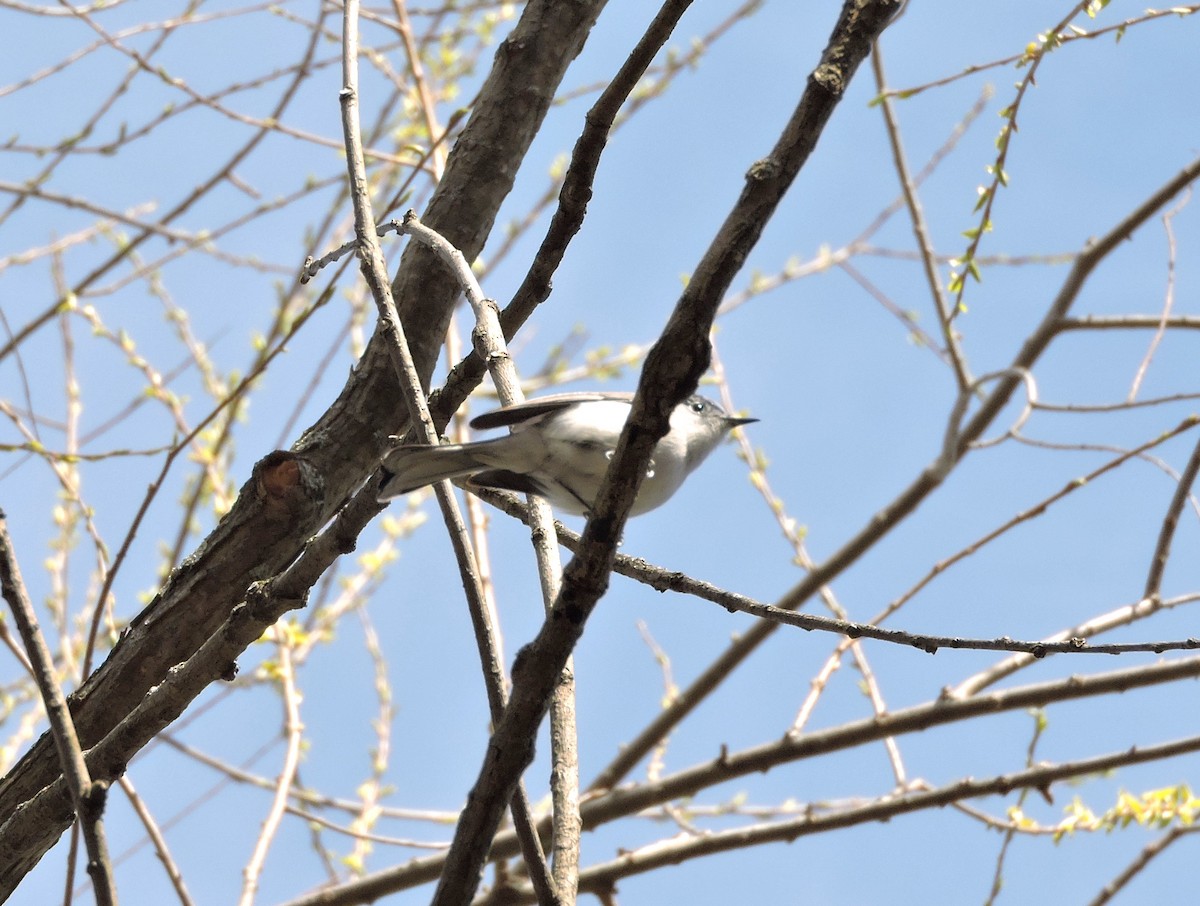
[
  {"left": 0, "top": 1, "right": 609, "bottom": 892},
  {"left": 1088, "top": 825, "right": 1200, "bottom": 906},
  {"left": 430, "top": 3, "right": 906, "bottom": 902},
  {"left": 550, "top": 734, "right": 1200, "bottom": 903},
  {"left": 0, "top": 514, "right": 117, "bottom": 906},
  {"left": 272, "top": 656, "right": 1200, "bottom": 905},
  {"left": 339, "top": 3, "right": 558, "bottom": 897},
  {"left": 237, "top": 637, "right": 303, "bottom": 906},
  {"left": 586, "top": 153, "right": 1200, "bottom": 795},
  {"left": 1143, "top": 433, "right": 1200, "bottom": 599}
]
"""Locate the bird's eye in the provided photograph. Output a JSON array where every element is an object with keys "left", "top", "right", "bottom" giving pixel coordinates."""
[{"left": 690, "top": 399, "right": 706, "bottom": 413}]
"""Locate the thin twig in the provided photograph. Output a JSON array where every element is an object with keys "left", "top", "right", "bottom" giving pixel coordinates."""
[
  {"left": 871, "top": 39, "right": 971, "bottom": 391},
  {"left": 0, "top": 0, "right": 329, "bottom": 365},
  {"left": 984, "top": 711, "right": 1046, "bottom": 906},
  {"left": 271, "top": 657, "right": 1200, "bottom": 906},
  {"left": 116, "top": 777, "right": 195, "bottom": 906},
  {"left": 1087, "top": 825, "right": 1200, "bottom": 906},
  {"left": 504, "top": 734, "right": 1200, "bottom": 904},
  {"left": 397, "top": 212, "right": 567, "bottom": 905},
  {"left": 430, "top": 3, "right": 906, "bottom": 901},
  {"left": 879, "top": 414, "right": 1200, "bottom": 630},
  {"left": 1143, "top": 433, "right": 1200, "bottom": 599},
  {"left": 586, "top": 154, "right": 1200, "bottom": 794},
  {"left": 238, "top": 637, "right": 303, "bottom": 906},
  {"left": 0, "top": 514, "right": 118, "bottom": 906},
  {"left": 339, "top": 2, "right": 562, "bottom": 899},
  {"left": 947, "top": 1, "right": 1095, "bottom": 318},
  {"left": 1129, "top": 189, "right": 1191, "bottom": 401},
  {"left": 711, "top": 344, "right": 907, "bottom": 777}
]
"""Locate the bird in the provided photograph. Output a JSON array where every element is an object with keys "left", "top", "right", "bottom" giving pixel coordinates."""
[{"left": 378, "top": 391, "right": 756, "bottom": 516}]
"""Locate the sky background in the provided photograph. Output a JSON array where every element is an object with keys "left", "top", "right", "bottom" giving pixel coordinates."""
[{"left": 2, "top": 0, "right": 1200, "bottom": 903}]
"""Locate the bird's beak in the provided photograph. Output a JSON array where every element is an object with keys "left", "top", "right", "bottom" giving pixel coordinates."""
[{"left": 726, "top": 416, "right": 758, "bottom": 428}]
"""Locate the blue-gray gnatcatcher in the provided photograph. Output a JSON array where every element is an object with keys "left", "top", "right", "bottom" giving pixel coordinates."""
[{"left": 378, "top": 391, "right": 756, "bottom": 516}]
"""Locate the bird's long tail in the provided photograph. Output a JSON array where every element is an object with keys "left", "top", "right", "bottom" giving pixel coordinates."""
[{"left": 377, "top": 443, "right": 492, "bottom": 501}]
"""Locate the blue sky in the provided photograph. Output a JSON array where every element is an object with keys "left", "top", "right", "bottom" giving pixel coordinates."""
[{"left": 2, "top": 1, "right": 1200, "bottom": 903}]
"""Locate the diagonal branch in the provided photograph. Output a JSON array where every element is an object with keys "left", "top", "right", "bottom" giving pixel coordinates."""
[
  {"left": 272, "top": 650, "right": 1200, "bottom": 906},
  {"left": 429, "top": 2, "right": 905, "bottom": 903},
  {"left": 0, "top": 1, "right": 608, "bottom": 895},
  {"left": 587, "top": 153, "right": 1200, "bottom": 794},
  {"left": 1143, "top": 432, "right": 1200, "bottom": 599},
  {"left": 0, "top": 514, "right": 117, "bottom": 906}
]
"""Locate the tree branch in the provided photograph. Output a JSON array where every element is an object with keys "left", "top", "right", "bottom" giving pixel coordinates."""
[
  {"left": 0, "top": 513, "right": 116, "bottom": 906},
  {"left": 586, "top": 154, "right": 1200, "bottom": 794},
  {"left": 429, "top": 2, "right": 904, "bottom": 902},
  {"left": 0, "top": 0, "right": 608, "bottom": 893},
  {"left": 272, "top": 653, "right": 1200, "bottom": 906}
]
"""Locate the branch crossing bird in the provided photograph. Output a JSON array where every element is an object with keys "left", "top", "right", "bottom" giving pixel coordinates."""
[{"left": 378, "top": 391, "right": 757, "bottom": 516}]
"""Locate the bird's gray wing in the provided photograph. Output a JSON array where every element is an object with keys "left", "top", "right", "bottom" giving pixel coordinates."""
[{"left": 469, "top": 392, "right": 634, "bottom": 430}]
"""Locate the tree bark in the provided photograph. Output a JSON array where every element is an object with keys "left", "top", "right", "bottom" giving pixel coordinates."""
[{"left": 0, "top": 0, "right": 607, "bottom": 895}]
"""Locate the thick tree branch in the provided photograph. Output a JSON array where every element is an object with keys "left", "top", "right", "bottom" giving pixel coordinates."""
[{"left": 0, "top": 1, "right": 607, "bottom": 893}]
